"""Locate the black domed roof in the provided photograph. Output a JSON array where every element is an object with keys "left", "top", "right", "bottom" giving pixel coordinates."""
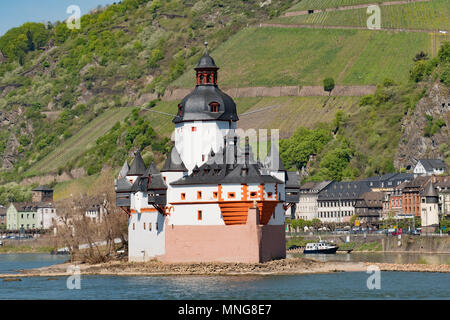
[
  {"left": 195, "top": 52, "right": 218, "bottom": 69},
  {"left": 173, "top": 85, "right": 238, "bottom": 123},
  {"left": 173, "top": 48, "right": 238, "bottom": 124}
]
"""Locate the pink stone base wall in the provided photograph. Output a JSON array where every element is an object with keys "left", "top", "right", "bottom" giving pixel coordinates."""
[{"left": 160, "top": 222, "right": 286, "bottom": 263}]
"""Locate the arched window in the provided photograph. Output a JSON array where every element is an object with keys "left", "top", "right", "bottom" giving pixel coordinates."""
[{"left": 209, "top": 102, "right": 219, "bottom": 112}]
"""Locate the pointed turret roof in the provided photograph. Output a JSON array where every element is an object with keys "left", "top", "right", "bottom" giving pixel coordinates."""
[
  {"left": 265, "top": 144, "right": 286, "bottom": 172},
  {"left": 128, "top": 151, "right": 146, "bottom": 176},
  {"left": 118, "top": 160, "right": 129, "bottom": 178},
  {"left": 144, "top": 162, "right": 160, "bottom": 176},
  {"left": 422, "top": 181, "right": 438, "bottom": 198},
  {"left": 161, "top": 148, "right": 188, "bottom": 172}
]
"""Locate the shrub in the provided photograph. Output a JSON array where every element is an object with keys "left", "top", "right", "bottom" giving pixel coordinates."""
[{"left": 323, "top": 77, "right": 335, "bottom": 92}]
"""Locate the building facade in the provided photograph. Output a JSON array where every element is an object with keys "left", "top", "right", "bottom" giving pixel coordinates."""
[
  {"left": 317, "top": 181, "right": 371, "bottom": 223},
  {"left": 296, "top": 181, "right": 331, "bottom": 220},
  {"left": 355, "top": 191, "right": 384, "bottom": 225},
  {"left": 413, "top": 159, "right": 446, "bottom": 177},
  {"left": 7, "top": 203, "right": 38, "bottom": 230}
]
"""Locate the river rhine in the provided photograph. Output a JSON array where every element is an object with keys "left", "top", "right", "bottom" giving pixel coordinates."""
[{"left": 0, "top": 253, "right": 449, "bottom": 300}]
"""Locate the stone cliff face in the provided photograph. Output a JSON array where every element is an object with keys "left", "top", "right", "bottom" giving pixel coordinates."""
[{"left": 395, "top": 81, "right": 449, "bottom": 170}]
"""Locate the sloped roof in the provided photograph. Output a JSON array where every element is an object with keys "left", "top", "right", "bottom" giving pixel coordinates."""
[
  {"left": 418, "top": 159, "right": 446, "bottom": 171},
  {"left": 10, "top": 202, "right": 38, "bottom": 212},
  {"left": 128, "top": 151, "right": 146, "bottom": 176},
  {"left": 285, "top": 171, "right": 301, "bottom": 189},
  {"left": 32, "top": 185, "right": 53, "bottom": 192},
  {"left": 118, "top": 160, "right": 129, "bottom": 178},
  {"left": 421, "top": 181, "right": 438, "bottom": 197},
  {"left": 161, "top": 148, "right": 187, "bottom": 172},
  {"left": 115, "top": 177, "right": 133, "bottom": 192},
  {"left": 318, "top": 181, "right": 371, "bottom": 200},
  {"left": 355, "top": 192, "right": 384, "bottom": 208}
]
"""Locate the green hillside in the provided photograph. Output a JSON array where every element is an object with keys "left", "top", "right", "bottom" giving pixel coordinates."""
[
  {"left": 287, "top": 0, "right": 387, "bottom": 12},
  {"left": 277, "top": 0, "right": 450, "bottom": 31},
  {"left": 0, "top": 0, "right": 296, "bottom": 183},
  {"left": 26, "top": 106, "right": 134, "bottom": 176},
  {"left": 172, "top": 27, "right": 430, "bottom": 88}
]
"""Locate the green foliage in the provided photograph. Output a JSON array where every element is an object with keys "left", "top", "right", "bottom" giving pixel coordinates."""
[
  {"left": 0, "top": 22, "right": 50, "bottom": 63},
  {"left": 280, "top": 127, "right": 332, "bottom": 171},
  {"left": 0, "top": 184, "right": 32, "bottom": 206},
  {"left": 323, "top": 77, "right": 335, "bottom": 92},
  {"left": 424, "top": 115, "right": 446, "bottom": 137}
]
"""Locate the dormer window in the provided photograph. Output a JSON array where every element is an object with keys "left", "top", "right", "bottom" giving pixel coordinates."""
[
  {"left": 209, "top": 102, "right": 219, "bottom": 112},
  {"left": 178, "top": 104, "right": 183, "bottom": 116}
]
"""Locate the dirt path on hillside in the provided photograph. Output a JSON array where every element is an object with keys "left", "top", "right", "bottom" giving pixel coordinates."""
[{"left": 284, "top": 0, "right": 432, "bottom": 17}]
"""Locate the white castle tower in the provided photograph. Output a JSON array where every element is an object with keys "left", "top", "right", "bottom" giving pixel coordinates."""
[
  {"left": 420, "top": 181, "right": 439, "bottom": 233},
  {"left": 173, "top": 43, "right": 238, "bottom": 173}
]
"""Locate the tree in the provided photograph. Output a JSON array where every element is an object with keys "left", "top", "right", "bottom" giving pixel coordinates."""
[{"left": 323, "top": 77, "right": 335, "bottom": 93}]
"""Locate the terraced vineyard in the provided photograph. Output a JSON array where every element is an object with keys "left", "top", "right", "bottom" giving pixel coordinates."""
[
  {"left": 172, "top": 27, "right": 430, "bottom": 88},
  {"left": 277, "top": 0, "right": 450, "bottom": 31},
  {"left": 26, "top": 107, "right": 134, "bottom": 176},
  {"left": 287, "top": 0, "right": 388, "bottom": 12},
  {"left": 142, "top": 96, "right": 361, "bottom": 139},
  {"left": 236, "top": 96, "right": 361, "bottom": 138}
]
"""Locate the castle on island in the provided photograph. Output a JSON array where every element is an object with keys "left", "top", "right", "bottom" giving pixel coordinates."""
[{"left": 114, "top": 46, "right": 300, "bottom": 263}]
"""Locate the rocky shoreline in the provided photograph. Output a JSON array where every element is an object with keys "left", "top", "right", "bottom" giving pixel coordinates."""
[{"left": 1, "top": 257, "right": 449, "bottom": 279}]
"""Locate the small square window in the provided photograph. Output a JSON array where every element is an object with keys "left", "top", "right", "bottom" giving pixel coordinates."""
[
  {"left": 213, "top": 192, "right": 218, "bottom": 199},
  {"left": 250, "top": 192, "right": 257, "bottom": 198},
  {"left": 228, "top": 192, "right": 236, "bottom": 199},
  {"left": 197, "top": 191, "right": 202, "bottom": 199},
  {"left": 192, "top": 127, "right": 197, "bottom": 132},
  {"left": 198, "top": 210, "right": 202, "bottom": 221},
  {"left": 181, "top": 193, "right": 186, "bottom": 200},
  {"left": 267, "top": 192, "right": 273, "bottom": 198}
]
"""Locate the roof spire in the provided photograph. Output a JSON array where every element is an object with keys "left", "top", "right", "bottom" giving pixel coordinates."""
[{"left": 204, "top": 41, "right": 209, "bottom": 53}]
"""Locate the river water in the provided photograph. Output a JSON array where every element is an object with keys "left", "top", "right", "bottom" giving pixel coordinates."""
[{"left": 0, "top": 253, "right": 449, "bottom": 300}]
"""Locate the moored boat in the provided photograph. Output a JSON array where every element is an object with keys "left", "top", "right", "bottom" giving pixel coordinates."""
[{"left": 303, "top": 241, "right": 338, "bottom": 254}]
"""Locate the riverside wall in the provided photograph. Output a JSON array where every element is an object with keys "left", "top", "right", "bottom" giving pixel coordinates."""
[{"left": 297, "top": 234, "right": 450, "bottom": 253}]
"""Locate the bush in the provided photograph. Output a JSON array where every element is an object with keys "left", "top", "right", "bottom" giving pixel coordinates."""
[{"left": 323, "top": 77, "right": 335, "bottom": 92}]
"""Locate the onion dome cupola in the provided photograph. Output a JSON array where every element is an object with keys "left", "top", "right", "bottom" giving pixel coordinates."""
[{"left": 173, "top": 42, "right": 239, "bottom": 124}]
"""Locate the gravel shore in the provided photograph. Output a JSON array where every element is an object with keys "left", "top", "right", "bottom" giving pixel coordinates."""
[{"left": 1, "top": 257, "right": 449, "bottom": 278}]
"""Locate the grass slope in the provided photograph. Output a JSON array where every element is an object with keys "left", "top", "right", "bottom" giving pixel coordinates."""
[
  {"left": 278, "top": 0, "right": 450, "bottom": 31},
  {"left": 26, "top": 107, "right": 133, "bottom": 176},
  {"left": 287, "top": 0, "right": 387, "bottom": 11},
  {"left": 172, "top": 27, "right": 430, "bottom": 88},
  {"left": 141, "top": 96, "right": 360, "bottom": 139},
  {"left": 236, "top": 96, "right": 361, "bottom": 138}
]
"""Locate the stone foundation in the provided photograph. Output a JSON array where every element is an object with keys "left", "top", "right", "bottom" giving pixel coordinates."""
[{"left": 160, "top": 207, "right": 286, "bottom": 263}]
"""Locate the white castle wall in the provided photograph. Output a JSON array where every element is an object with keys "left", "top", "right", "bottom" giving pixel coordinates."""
[
  {"left": 128, "top": 211, "right": 166, "bottom": 262},
  {"left": 174, "top": 120, "right": 237, "bottom": 172}
]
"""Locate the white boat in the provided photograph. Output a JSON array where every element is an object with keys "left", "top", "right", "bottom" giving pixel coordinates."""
[{"left": 303, "top": 240, "right": 338, "bottom": 254}]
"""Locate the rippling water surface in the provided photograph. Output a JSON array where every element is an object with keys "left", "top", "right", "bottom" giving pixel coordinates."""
[{"left": 1, "top": 254, "right": 449, "bottom": 300}]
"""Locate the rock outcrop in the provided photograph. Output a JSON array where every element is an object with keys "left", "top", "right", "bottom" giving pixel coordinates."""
[{"left": 395, "top": 81, "right": 449, "bottom": 170}]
